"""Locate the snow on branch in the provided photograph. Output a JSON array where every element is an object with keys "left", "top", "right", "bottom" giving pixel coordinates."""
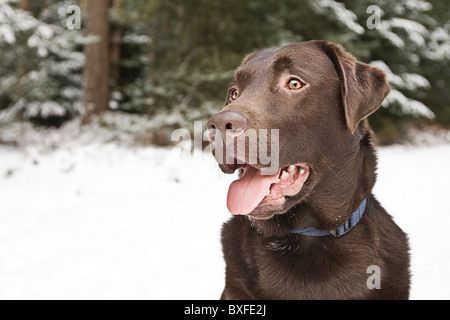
[
  {"left": 370, "top": 61, "right": 434, "bottom": 119},
  {"left": 309, "top": 0, "right": 365, "bottom": 35}
]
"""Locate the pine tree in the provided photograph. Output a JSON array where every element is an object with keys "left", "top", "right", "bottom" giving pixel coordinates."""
[
  {"left": 306, "top": 0, "right": 450, "bottom": 140},
  {"left": 114, "top": 0, "right": 449, "bottom": 133},
  {"left": 0, "top": 0, "right": 88, "bottom": 126},
  {"left": 2, "top": 0, "right": 448, "bottom": 140}
]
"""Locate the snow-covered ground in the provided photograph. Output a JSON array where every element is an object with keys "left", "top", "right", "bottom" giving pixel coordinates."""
[{"left": 0, "top": 131, "right": 449, "bottom": 300}]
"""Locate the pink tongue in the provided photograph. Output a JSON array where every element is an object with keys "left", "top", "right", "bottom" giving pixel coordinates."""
[{"left": 227, "top": 166, "right": 281, "bottom": 215}]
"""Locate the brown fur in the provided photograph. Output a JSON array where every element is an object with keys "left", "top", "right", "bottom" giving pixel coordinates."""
[{"left": 208, "top": 41, "right": 410, "bottom": 300}]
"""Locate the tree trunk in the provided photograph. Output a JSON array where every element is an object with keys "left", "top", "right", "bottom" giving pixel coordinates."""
[
  {"left": 83, "top": 0, "right": 110, "bottom": 122},
  {"left": 19, "top": 0, "right": 30, "bottom": 11}
]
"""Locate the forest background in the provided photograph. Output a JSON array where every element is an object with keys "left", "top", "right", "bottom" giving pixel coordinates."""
[{"left": 1, "top": 0, "right": 449, "bottom": 145}]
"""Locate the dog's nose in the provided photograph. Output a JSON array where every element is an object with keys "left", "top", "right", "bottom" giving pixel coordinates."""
[{"left": 207, "top": 111, "right": 249, "bottom": 142}]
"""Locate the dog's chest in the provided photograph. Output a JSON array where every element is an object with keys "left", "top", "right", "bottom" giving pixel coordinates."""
[{"left": 253, "top": 237, "right": 368, "bottom": 299}]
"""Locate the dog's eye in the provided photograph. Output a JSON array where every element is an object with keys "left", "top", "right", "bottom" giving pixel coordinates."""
[
  {"left": 286, "top": 79, "right": 304, "bottom": 90},
  {"left": 229, "top": 88, "right": 239, "bottom": 101}
]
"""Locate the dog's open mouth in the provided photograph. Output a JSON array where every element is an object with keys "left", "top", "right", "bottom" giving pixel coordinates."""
[{"left": 226, "top": 163, "right": 310, "bottom": 216}]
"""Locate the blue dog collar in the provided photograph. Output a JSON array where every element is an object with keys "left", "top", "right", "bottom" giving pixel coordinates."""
[{"left": 290, "top": 198, "right": 367, "bottom": 238}]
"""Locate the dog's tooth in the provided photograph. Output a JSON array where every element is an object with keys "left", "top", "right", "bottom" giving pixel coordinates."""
[
  {"left": 280, "top": 170, "right": 289, "bottom": 180},
  {"left": 300, "top": 169, "right": 305, "bottom": 175},
  {"left": 266, "top": 189, "right": 271, "bottom": 196},
  {"left": 288, "top": 165, "right": 296, "bottom": 172}
]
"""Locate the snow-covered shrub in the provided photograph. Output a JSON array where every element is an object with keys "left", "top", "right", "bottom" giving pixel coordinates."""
[
  {"left": 0, "top": 0, "right": 89, "bottom": 126},
  {"left": 309, "top": 0, "right": 450, "bottom": 121}
]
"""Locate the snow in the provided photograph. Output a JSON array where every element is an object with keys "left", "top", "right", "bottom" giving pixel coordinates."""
[
  {"left": 374, "top": 143, "right": 450, "bottom": 300},
  {"left": 0, "top": 142, "right": 233, "bottom": 300},
  {"left": 0, "top": 0, "right": 39, "bottom": 38},
  {"left": 426, "top": 27, "right": 450, "bottom": 61},
  {"left": 1, "top": 132, "right": 450, "bottom": 300},
  {"left": 384, "top": 90, "right": 435, "bottom": 119},
  {"left": 387, "top": 18, "right": 429, "bottom": 47},
  {"left": 25, "top": 101, "right": 67, "bottom": 118},
  {"left": 310, "top": 0, "right": 365, "bottom": 35},
  {"left": 403, "top": 0, "right": 432, "bottom": 12},
  {"left": 370, "top": 60, "right": 434, "bottom": 119}
]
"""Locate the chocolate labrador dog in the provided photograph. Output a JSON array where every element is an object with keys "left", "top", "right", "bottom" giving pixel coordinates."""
[{"left": 207, "top": 41, "right": 410, "bottom": 300}]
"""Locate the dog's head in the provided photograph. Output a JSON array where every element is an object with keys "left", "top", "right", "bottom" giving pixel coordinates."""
[{"left": 208, "top": 41, "right": 390, "bottom": 224}]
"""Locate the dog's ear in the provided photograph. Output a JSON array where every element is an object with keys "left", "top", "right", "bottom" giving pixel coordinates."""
[{"left": 317, "top": 41, "right": 391, "bottom": 134}]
